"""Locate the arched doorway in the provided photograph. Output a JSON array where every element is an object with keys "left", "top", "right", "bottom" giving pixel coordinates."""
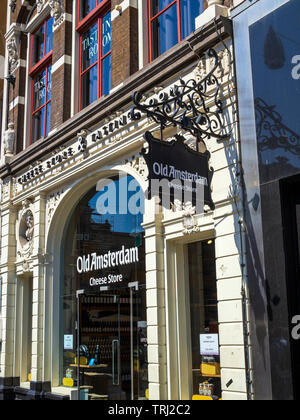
[{"left": 61, "top": 174, "right": 147, "bottom": 400}]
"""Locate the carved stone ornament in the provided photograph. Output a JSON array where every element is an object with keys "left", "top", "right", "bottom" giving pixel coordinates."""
[
  {"left": 124, "top": 155, "right": 148, "bottom": 182},
  {"left": 18, "top": 208, "right": 34, "bottom": 258},
  {"left": 9, "top": 0, "right": 17, "bottom": 12},
  {"left": 49, "top": 0, "right": 64, "bottom": 27},
  {"left": 49, "top": 0, "right": 63, "bottom": 19},
  {"left": 36, "top": 0, "right": 45, "bottom": 13},
  {"left": 7, "top": 37, "right": 18, "bottom": 72},
  {"left": 3, "top": 122, "right": 15, "bottom": 156},
  {"left": 182, "top": 203, "right": 200, "bottom": 235},
  {"left": 47, "top": 189, "right": 64, "bottom": 225}
]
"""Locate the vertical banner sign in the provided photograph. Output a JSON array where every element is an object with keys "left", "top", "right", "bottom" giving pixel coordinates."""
[{"left": 142, "top": 131, "right": 214, "bottom": 210}]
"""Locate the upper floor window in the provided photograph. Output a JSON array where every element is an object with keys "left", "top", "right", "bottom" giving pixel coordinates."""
[
  {"left": 29, "top": 16, "right": 53, "bottom": 143},
  {"left": 79, "top": 0, "right": 108, "bottom": 22},
  {"left": 149, "top": 0, "right": 204, "bottom": 61},
  {"left": 77, "top": 0, "right": 111, "bottom": 110}
]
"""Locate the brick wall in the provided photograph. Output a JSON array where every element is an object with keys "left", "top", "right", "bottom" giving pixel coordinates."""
[
  {"left": 50, "top": 11, "right": 72, "bottom": 130},
  {"left": 111, "top": 0, "right": 139, "bottom": 89}
]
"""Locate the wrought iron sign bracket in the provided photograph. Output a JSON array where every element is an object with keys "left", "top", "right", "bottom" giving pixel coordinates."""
[{"left": 130, "top": 47, "right": 231, "bottom": 148}]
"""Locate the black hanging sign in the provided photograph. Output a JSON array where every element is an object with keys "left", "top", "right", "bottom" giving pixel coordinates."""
[{"left": 142, "top": 131, "right": 214, "bottom": 211}]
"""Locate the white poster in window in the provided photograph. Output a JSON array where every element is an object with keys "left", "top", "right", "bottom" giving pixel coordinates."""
[
  {"left": 200, "top": 334, "right": 219, "bottom": 356},
  {"left": 64, "top": 335, "right": 73, "bottom": 350}
]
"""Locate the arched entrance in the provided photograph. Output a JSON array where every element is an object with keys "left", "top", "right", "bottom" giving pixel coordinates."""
[{"left": 61, "top": 173, "right": 147, "bottom": 400}]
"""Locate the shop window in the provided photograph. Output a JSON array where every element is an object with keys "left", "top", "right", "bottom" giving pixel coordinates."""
[
  {"left": 29, "top": 17, "right": 53, "bottom": 143},
  {"left": 188, "top": 240, "right": 221, "bottom": 400},
  {"left": 148, "top": 0, "right": 204, "bottom": 61},
  {"left": 62, "top": 175, "right": 147, "bottom": 400},
  {"left": 77, "top": 0, "right": 111, "bottom": 110}
]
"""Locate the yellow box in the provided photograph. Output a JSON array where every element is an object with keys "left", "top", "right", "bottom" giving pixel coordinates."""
[
  {"left": 200, "top": 363, "right": 220, "bottom": 376},
  {"left": 74, "top": 356, "right": 88, "bottom": 365},
  {"left": 192, "top": 395, "right": 213, "bottom": 400},
  {"left": 63, "top": 377, "right": 74, "bottom": 388}
]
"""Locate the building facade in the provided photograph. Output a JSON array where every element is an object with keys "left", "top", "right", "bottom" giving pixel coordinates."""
[
  {"left": 0, "top": 0, "right": 255, "bottom": 401},
  {"left": 233, "top": 0, "right": 300, "bottom": 400}
]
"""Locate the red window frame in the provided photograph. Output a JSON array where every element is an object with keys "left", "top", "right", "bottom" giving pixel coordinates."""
[
  {"left": 77, "top": 0, "right": 109, "bottom": 26},
  {"left": 148, "top": 0, "right": 205, "bottom": 63},
  {"left": 148, "top": 0, "right": 181, "bottom": 63},
  {"left": 29, "top": 17, "right": 53, "bottom": 144},
  {"left": 77, "top": 0, "right": 111, "bottom": 111}
]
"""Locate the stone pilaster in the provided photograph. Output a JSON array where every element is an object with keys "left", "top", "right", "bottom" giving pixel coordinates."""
[
  {"left": 144, "top": 212, "right": 167, "bottom": 400},
  {"left": 0, "top": 178, "right": 19, "bottom": 398},
  {"left": 30, "top": 193, "right": 46, "bottom": 384}
]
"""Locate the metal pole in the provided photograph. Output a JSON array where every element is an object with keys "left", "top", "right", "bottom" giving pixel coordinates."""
[
  {"left": 76, "top": 290, "right": 84, "bottom": 400},
  {"left": 130, "top": 287, "right": 134, "bottom": 401}
]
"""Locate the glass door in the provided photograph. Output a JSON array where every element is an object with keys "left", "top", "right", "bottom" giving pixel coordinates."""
[{"left": 75, "top": 284, "right": 147, "bottom": 400}]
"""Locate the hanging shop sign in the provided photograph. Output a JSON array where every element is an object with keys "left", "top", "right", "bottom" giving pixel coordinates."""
[{"left": 142, "top": 131, "right": 214, "bottom": 210}]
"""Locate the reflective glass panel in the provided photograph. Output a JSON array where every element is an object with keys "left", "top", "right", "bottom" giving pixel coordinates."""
[
  {"left": 81, "top": 64, "right": 98, "bottom": 108},
  {"left": 80, "top": 0, "right": 106, "bottom": 20},
  {"left": 81, "top": 23, "right": 99, "bottom": 72},
  {"left": 32, "top": 17, "right": 53, "bottom": 66},
  {"left": 80, "top": 0, "right": 97, "bottom": 20},
  {"left": 33, "top": 69, "right": 47, "bottom": 111},
  {"left": 32, "top": 23, "right": 45, "bottom": 65},
  {"left": 250, "top": 0, "right": 300, "bottom": 182},
  {"left": 151, "top": 0, "right": 175, "bottom": 17},
  {"left": 45, "top": 17, "right": 53, "bottom": 55},
  {"left": 151, "top": 3, "right": 178, "bottom": 59},
  {"left": 180, "top": 0, "right": 204, "bottom": 39},
  {"left": 32, "top": 107, "right": 45, "bottom": 142},
  {"left": 102, "top": 12, "right": 111, "bottom": 56},
  {"left": 47, "top": 65, "right": 52, "bottom": 101},
  {"left": 102, "top": 54, "right": 111, "bottom": 96},
  {"left": 46, "top": 103, "right": 51, "bottom": 137}
]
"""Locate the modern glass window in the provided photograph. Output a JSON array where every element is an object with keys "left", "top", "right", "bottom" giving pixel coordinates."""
[
  {"left": 148, "top": 0, "right": 204, "bottom": 61},
  {"left": 30, "top": 17, "right": 53, "bottom": 143},
  {"left": 77, "top": 0, "right": 111, "bottom": 110}
]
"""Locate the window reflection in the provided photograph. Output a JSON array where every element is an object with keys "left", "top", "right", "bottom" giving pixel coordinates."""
[
  {"left": 150, "top": 0, "right": 204, "bottom": 61},
  {"left": 250, "top": 0, "right": 300, "bottom": 182},
  {"left": 79, "top": 10, "right": 111, "bottom": 109}
]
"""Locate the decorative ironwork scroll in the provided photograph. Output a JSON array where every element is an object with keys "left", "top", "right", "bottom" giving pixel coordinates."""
[{"left": 130, "top": 48, "right": 230, "bottom": 144}]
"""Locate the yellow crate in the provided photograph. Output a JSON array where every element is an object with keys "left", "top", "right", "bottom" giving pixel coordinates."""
[
  {"left": 63, "top": 377, "right": 74, "bottom": 387},
  {"left": 192, "top": 395, "right": 214, "bottom": 400},
  {"left": 200, "top": 363, "right": 220, "bottom": 376}
]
